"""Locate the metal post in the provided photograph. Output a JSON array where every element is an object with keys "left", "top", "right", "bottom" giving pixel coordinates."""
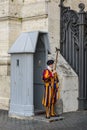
[{"left": 78, "top": 3, "right": 87, "bottom": 109}]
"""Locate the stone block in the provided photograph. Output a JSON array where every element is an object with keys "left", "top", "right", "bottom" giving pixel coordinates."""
[
  {"left": 0, "top": 21, "right": 9, "bottom": 56},
  {"left": 60, "top": 76, "right": 78, "bottom": 91},
  {"left": 0, "top": 0, "right": 9, "bottom": 17},
  {"left": 22, "top": 18, "right": 48, "bottom": 32},
  {"left": 22, "top": 1, "right": 48, "bottom": 18},
  {"left": 9, "top": 20, "right": 21, "bottom": 47},
  {"left": 0, "top": 97, "right": 9, "bottom": 110},
  {"left": 48, "top": 0, "right": 60, "bottom": 52},
  {"left": 9, "top": 2, "right": 22, "bottom": 17},
  {"left": 0, "top": 65, "right": 8, "bottom": 76},
  {"left": 0, "top": 75, "right": 10, "bottom": 110},
  {"left": 56, "top": 54, "right": 78, "bottom": 112},
  {"left": 61, "top": 89, "right": 78, "bottom": 112},
  {"left": 0, "top": 76, "right": 10, "bottom": 98}
]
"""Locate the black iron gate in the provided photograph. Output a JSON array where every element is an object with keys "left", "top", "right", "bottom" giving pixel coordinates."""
[{"left": 60, "top": 0, "right": 87, "bottom": 110}]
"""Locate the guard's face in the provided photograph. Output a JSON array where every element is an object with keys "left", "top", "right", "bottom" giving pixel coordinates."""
[{"left": 49, "top": 64, "right": 54, "bottom": 70}]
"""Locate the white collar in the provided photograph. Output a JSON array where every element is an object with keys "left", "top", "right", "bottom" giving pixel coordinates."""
[{"left": 47, "top": 66, "right": 52, "bottom": 71}]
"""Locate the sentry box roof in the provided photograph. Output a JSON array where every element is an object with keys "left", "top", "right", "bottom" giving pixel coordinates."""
[{"left": 8, "top": 31, "right": 51, "bottom": 54}]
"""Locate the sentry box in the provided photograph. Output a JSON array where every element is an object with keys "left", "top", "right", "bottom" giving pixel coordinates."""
[{"left": 8, "top": 31, "right": 50, "bottom": 117}]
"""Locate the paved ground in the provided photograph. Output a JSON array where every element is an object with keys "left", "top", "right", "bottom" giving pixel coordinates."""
[{"left": 0, "top": 110, "right": 87, "bottom": 130}]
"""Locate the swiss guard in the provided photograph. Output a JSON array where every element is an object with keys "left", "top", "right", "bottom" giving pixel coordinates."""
[{"left": 42, "top": 59, "right": 60, "bottom": 119}]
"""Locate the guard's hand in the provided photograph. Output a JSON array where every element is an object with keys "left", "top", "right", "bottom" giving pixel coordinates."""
[
  {"left": 52, "top": 70, "right": 56, "bottom": 74},
  {"left": 52, "top": 70, "right": 56, "bottom": 76}
]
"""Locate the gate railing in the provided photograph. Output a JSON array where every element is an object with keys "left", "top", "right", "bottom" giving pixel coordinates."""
[{"left": 60, "top": 0, "right": 87, "bottom": 109}]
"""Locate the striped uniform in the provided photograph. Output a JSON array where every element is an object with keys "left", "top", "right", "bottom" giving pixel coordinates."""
[{"left": 42, "top": 69, "right": 59, "bottom": 108}]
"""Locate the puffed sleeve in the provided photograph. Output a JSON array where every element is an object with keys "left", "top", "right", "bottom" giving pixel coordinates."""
[{"left": 42, "top": 69, "right": 52, "bottom": 81}]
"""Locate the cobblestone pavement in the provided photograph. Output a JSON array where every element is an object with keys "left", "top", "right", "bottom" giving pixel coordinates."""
[{"left": 0, "top": 110, "right": 87, "bottom": 130}]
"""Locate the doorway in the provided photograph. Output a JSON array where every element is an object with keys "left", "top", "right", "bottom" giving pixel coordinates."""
[{"left": 34, "top": 33, "right": 46, "bottom": 113}]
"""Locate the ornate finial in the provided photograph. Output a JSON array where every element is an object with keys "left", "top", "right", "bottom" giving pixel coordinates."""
[
  {"left": 78, "top": 3, "right": 85, "bottom": 12},
  {"left": 62, "top": 0, "right": 65, "bottom": 2},
  {"left": 59, "top": 0, "right": 65, "bottom": 7},
  {"left": 55, "top": 47, "right": 60, "bottom": 52}
]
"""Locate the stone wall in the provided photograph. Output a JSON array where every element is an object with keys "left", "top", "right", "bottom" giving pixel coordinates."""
[
  {"left": 22, "top": 1, "right": 48, "bottom": 32},
  {"left": 56, "top": 54, "right": 78, "bottom": 112},
  {"left": 0, "top": 0, "right": 22, "bottom": 109},
  {"left": 0, "top": 11, "right": 10, "bottom": 109},
  {"left": 48, "top": 0, "right": 60, "bottom": 52}
]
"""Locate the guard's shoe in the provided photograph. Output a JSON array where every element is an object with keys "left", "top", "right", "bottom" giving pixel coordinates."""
[
  {"left": 51, "top": 114, "right": 56, "bottom": 117},
  {"left": 51, "top": 112, "right": 58, "bottom": 117},
  {"left": 51, "top": 114, "right": 60, "bottom": 117},
  {"left": 46, "top": 116, "right": 50, "bottom": 119}
]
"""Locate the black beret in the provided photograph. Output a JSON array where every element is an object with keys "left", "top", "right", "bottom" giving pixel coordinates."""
[{"left": 47, "top": 60, "right": 54, "bottom": 65}]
